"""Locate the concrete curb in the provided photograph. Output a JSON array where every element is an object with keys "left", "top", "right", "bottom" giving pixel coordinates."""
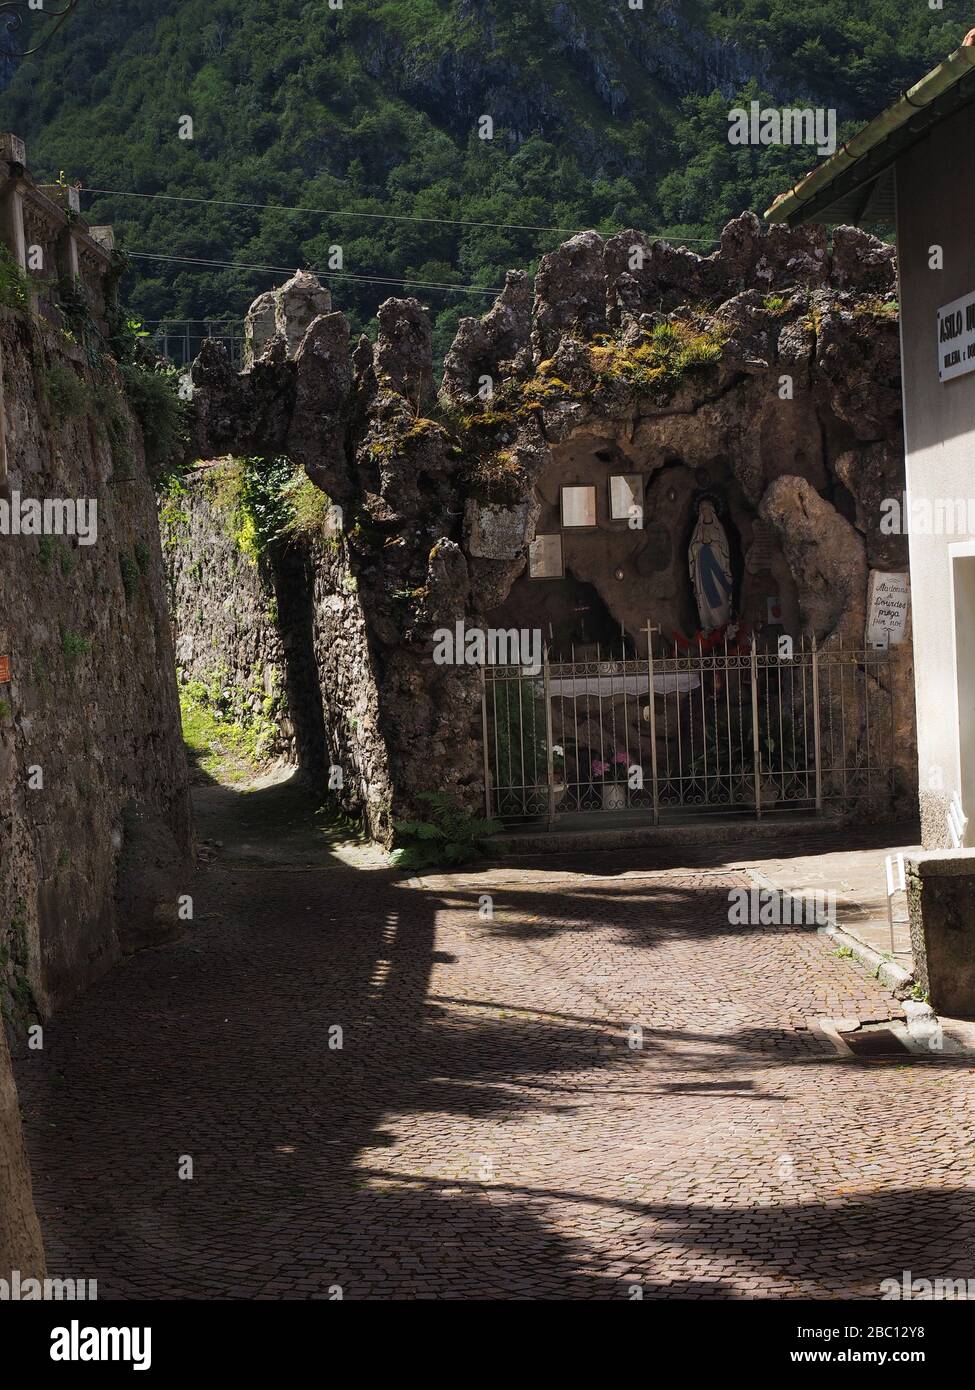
[
  {"left": 744, "top": 865, "right": 915, "bottom": 998},
  {"left": 820, "top": 921, "right": 915, "bottom": 997},
  {"left": 484, "top": 815, "right": 842, "bottom": 857}
]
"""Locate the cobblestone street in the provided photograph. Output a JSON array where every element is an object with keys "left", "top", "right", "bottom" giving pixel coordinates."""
[{"left": 15, "top": 792, "right": 975, "bottom": 1300}]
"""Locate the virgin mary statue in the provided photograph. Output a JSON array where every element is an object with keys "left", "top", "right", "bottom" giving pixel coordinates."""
[{"left": 688, "top": 498, "right": 733, "bottom": 632}]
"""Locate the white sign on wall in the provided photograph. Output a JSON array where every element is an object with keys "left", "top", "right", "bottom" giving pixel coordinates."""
[
  {"left": 528, "top": 533, "right": 563, "bottom": 579},
  {"left": 866, "top": 570, "right": 910, "bottom": 648},
  {"left": 937, "top": 291, "right": 975, "bottom": 382}
]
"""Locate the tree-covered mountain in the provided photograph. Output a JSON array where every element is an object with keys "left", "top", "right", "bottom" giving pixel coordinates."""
[{"left": 0, "top": 0, "right": 965, "bottom": 358}]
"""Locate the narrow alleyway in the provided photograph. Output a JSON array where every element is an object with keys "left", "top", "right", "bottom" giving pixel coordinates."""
[{"left": 14, "top": 776, "right": 975, "bottom": 1300}]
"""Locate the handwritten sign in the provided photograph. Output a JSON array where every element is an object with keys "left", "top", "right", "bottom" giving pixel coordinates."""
[
  {"left": 938, "top": 291, "right": 975, "bottom": 381},
  {"left": 866, "top": 571, "right": 910, "bottom": 647}
]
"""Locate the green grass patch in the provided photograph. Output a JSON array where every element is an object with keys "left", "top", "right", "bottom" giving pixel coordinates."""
[{"left": 179, "top": 673, "right": 281, "bottom": 782}]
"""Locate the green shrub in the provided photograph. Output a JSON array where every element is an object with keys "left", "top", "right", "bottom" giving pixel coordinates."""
[
  {"left": 280, "top": 475, "right": 341, "bottom": 543},
  {"left": 211, "top": 456, "right": 308, "bottom": 561},
  {"left": 42, "top": 362, "right": 88, "bottom": 418},
  {"left": 60, "top": 627, "right": 90, "bottom": 662},
  {"left": 118, "top": 361, "right": 189, "bottom": 482},
  {"left": 0, "top": 245, "right": 29, "bottom": 311},
  {"left": 158, "top": 474, "right": 190, "bottom": 546},
  {"left": 390, "top": 791, "right": 506, "bottom": 869},
  {"left": 178, "top": 667, "right": 280, "bottom": 778}
]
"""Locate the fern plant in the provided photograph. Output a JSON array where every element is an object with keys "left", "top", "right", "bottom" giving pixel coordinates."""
[{"left": 390, "top": 791, "right": 506, "bottom": 869}]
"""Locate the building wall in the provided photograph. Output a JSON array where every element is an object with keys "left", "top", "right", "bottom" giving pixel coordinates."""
[{"left": 896, "top": 101, "right": 975, "bottom": 846}]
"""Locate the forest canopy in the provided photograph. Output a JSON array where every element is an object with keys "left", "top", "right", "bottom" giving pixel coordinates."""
[{"left": 0, "top": 0, "right": 965, "bottom": 360}]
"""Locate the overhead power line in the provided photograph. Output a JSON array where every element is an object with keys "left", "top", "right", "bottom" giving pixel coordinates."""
[
  {"left": 84, "top": 186, "right": 590, "bottom": 236},
  {"left": 127, "top": 251, "right": 504, "bottom": 296},
  {"left": 78, "top": 184, "right": 721, "bottom": 244}
]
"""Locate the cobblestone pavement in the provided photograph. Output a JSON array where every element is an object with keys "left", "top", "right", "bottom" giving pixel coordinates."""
[{"left": 15, "top": 820, "right": 975, "bottom": 1300}]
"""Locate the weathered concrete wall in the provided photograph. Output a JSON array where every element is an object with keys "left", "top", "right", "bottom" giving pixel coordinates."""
[{"left": 0, "top": 309, "right": 191, "bottom": 1019}]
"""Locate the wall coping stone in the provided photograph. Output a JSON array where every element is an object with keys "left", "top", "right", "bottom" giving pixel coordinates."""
[{"left": 906, "top": 849, "right": 975, "bottom": 878}]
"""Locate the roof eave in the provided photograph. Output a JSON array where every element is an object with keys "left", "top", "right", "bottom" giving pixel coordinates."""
[{"left": 765, "top": 43, "right": 975, "bottom": 226}]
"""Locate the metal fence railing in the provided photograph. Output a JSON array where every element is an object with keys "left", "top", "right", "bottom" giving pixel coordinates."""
[
  {"left": 148, "top": 320, "right": 244, "bottom": 369},
  {"left": 482, "top": 625, "right": 893, "bottom": 824}
]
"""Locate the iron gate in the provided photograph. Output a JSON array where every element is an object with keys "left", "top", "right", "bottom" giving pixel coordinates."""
[{"left": 482, "top": 626, "right": 893, "bottom": 824}]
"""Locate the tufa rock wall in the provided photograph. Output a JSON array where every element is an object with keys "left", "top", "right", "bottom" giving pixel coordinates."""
[{"left": 180, "top": 215, "right": 915, "bottom": 833}]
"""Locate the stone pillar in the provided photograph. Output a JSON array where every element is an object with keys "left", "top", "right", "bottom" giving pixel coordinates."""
[
  {"left": 275, "top": 270, "right": 331, "bottom": 355},
  {"left": 0, "top": 132, "right": 26, "bottom": 275},
  {"left": 89, "top": 227, "right": 116, "bottom": 330},
  {"left": 40, "top": 184, "right": 81, "bottom": 282},
  {"left": 0, "top": 182, "right": 26, "bottom": 271}
]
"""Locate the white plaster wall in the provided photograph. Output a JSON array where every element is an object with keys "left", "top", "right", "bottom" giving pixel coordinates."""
[{"left": 896, "top": 102, "right": 975, "bottom": 846}]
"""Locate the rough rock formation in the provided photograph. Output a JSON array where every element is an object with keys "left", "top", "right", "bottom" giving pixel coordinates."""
[
  {"left": 759, "top": 476, "right": 868, "bottom": 643},
  {"left": 179, "top": 213, "right": 915, "bottom": 833},
  {"left": 244, "top": 270, "right": 333, "bottom": 366}
]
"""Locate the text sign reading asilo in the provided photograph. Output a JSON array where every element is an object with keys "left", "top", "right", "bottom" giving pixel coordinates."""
[{"left": 938, "top": 291, "right": 975, "bottom": 382}]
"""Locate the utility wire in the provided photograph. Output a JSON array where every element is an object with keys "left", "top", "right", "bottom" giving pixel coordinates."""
[
  {"left": 127, "top": 250, "right": 504, "bottom": 295},
  {"left": 78, "top": 183, "right": 721, "bottom": 244}
]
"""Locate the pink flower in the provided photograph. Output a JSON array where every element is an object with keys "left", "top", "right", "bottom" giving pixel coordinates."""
[{"left": 591, "top": 759, "right": 610, "bottom": 777}]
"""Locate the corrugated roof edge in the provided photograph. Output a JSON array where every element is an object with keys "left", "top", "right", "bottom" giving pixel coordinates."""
[{"left": 764, "top": 43, "right": 975, "bottom": 225}]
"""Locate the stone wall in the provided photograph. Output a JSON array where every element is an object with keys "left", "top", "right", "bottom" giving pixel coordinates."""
[
  {"left": 164, "top": 460, "right": 394, "bottom": 836},
  {"left": 0, "top": 1022, "right": 45, "bottom": 1281},
  {"left": 0, "top": 309, "right": 191, "bottom": 1020},
  {"left": 165, "top": 460, "right": 298, "bottom": 766}
]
